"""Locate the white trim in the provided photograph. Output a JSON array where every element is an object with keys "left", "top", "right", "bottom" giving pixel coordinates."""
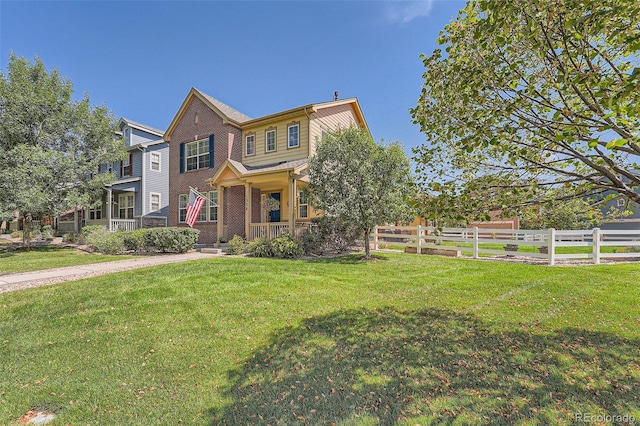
[
  {"left": 150, "top": 152, "right": 161, "bottom": 172},
  {"left": 149, "top": 192, "right": 161, "bottom": 213},
  {"left": 287, "top": 124, "right": 299, "bottom": 149},
  {"left": 245, "top": 134, "right": 256, "bottom": 156},
  {"left": 265, "top": 129, "right": 276, "bottom": 152}
]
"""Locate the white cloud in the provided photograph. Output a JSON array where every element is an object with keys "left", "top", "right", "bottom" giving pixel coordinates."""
[{"left": 385, "top": 0, "right": 434, "bottom": 24}]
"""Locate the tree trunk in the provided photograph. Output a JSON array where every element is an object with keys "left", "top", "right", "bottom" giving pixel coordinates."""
[
  {"left": 364, "top": 228, "right": 371, "bottom": 259},
  {"left": 22, "top": 212, "right": 32, "bottom": 248}
]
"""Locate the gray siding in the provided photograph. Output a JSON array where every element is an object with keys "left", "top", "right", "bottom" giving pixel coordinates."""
[{"left": 143, "top": 142, "right": 169, "bottom": 218}]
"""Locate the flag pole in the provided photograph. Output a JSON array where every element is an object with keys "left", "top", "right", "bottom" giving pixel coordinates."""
[{"left": 189, "top": 186, "right": 218, "bottom": 207}]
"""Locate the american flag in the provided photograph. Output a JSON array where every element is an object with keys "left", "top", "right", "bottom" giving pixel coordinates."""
[{"left": 185, "top": 189, "right": 205, "bottom": 228}]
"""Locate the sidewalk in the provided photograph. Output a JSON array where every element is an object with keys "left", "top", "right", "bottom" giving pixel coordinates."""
[{"left": 0, "top": 251, "right": 222, "bottom": 294}]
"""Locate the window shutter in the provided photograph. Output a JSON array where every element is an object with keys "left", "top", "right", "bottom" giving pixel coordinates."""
[
  {"left": 179, "top": 143, "right": 185, "bottom": 174},
  {"left": 129, "top": 153, "right": 133, "bottom": 176},
  {"left": 208, "top": 134, "right": 215, "bottom": 168},
  {"left": 120, "top": 160, "right": 123, "bottom": 177}
]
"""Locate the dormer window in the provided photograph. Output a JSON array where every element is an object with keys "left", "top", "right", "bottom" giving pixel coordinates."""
[{"left": 124, "top": 128, "right": 130, "bottom": 145}]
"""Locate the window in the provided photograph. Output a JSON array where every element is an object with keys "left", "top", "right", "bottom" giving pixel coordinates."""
[
  {"left": 298, "top": 189, "right": 309, "bottom": 219},
  {"left": 245, "top": 134, "right": 255, "bottom": 156},
  {"left": 150, "top": 193, "right": 161, "bottom": 212},
  {"left": 288, "top": 124, "right": 299, "bottom": 148},
  {"left": 124, "top": 129, "right": 130, "bottom": 144},
  {"left": 122, "top": 154, "right": 132, "bottom": 176},
  {"left": 179, "top": 193, "right": 206, "bottom": 223},
  {"left": 179, "top": 194, "right": 188, "bottom": 222},
  {"left": 617, "top": 198, "right": 626, "bottom": 207},
  {"left": 150, "top": 152, "right": 161, "bottom": 171},
  {"left": 89, "top": 203, "right": 102, "bottom": 220},
  {"left": 265, "top": 129, "right": 276, "bottom": 152},
  {"left": 185, "top": 139, "right": 210, "bottom": 171},
  {"left": 209, "top": 191, "right": 218, "bottom": 221},
  {"left": 118, "top": 194, "right": 134, "bottom": 219}
]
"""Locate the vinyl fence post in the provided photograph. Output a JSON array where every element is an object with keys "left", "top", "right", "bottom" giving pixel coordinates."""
[
  {"left": 473, "top": 227, "right": 479, "bottom": 259},
  {"left": 417, "top": 225, "right": 422, "bottom": 254},
  {"left": 593, "top": 227, "right": 601, "bottom": 265},
  {"left": 548, "top": 228, "right": 556, "bottom": 266}
]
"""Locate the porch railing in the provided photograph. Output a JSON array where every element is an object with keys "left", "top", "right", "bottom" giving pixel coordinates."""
[
  {"left": 110, "top": 219, "right": 138, "bottom": 232},
  {"left": 248, "top": 222, "right": 312, "bottom": 240}
]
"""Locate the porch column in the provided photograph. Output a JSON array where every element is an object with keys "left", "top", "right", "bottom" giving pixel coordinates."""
[
  {"left": 73, "top": 208, "right": 79, "bottom": 233},
  {"left": 245, "top": 182, "right": 252, "bottom": 239},
  {"left": 288, "top": 175, "right": 296, "bottom": 233},
  {"left": 217, "top": 185, "right": 224, "bottom": 240},
  {"left": 107, "top": 188, "right": 112, "bottom": 231}
]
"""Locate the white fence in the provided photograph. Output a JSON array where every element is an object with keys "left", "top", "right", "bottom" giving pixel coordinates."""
[
  {"left": 110, "top": 219, "right": 137, "bottom": 232},
  {"left": 373, "top": 225, "right": 640, "bottom": 265}
]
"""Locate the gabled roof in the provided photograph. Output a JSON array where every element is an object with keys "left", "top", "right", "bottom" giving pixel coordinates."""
[
  {"left": 207, "top": 158, "right": 309, "bottom": 186},
  {"left": 164, "top": 88, "right": 252, "bottom": 140},
  {"left": 119, "top": 118, "right": 164, "bottom": 137}
]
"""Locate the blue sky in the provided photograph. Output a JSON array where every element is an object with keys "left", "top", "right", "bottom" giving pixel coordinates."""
[{"left": 1, "top": 0, "right": 464, "bottom": 153}]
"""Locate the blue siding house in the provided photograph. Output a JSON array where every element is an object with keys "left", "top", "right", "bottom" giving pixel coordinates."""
[{"left": 84, "top": 118, "right": 169, "bottom": 231}]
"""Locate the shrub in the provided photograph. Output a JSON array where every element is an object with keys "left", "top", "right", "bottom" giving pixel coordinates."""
[
  {"left": 247, "top": 237, "right": 273, "bottom": 258},
  {"left": 226, "top": 234, "right": 246, "bottom": 255},
  {"left": 62, "top": 232, "right": 80, "bottom": 243},
  {"left": 81, "top": 225, "right": 106, "bottom": 244},
  {"left": 308, "top": 217, "right": 361, "bottom": 253},
  {"left": 271, "top": 233, "right": 304, "bottom": 259},
  {"left": 86, "top": 229, "right": 126, "bottom": 255},
  {"left": 41, "top": 225, "right": 54, "bottom": 240},
  {"left": 10, "top": 231, "right": 22, "bottom": 239},
  {"left": 123, "top": 229, "right": 146, "bottom": 252},
  {"left": 299, "top": 226, "right": 323, "bottom": 254},
  {"left": 143, "top": 227, "right": 200, "bottom": 253}
]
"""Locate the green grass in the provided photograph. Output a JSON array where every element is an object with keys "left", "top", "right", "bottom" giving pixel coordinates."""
[
  {"left": 1, "top": 254, "right": 639, "bottom": 424},
  {"left": 0, "top": 246, "right": 138, "bottom": 275}
]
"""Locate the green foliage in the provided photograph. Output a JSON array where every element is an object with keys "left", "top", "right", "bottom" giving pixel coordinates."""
[
  {"left": 85, "top": 229, "right": 126, "bottom": 255},
  {"left": 521, "top": 198, "right": 604, "bottom": 230},
  {"left": 81, "top": 225, "right": 105, "bottom": 238},
  {"left": 62, "top": 232, "right": 80, "bottom": 243},
  {"left": 122, "top": 229, "right": 146, "bottom": 252},
  {"left": 309, "top": 127, "right": 414, "bottom": 258},
  {"left": 41, "top": 225, "right": 54, "bottom": 240},
  {"left": 226, "top": 234, "right": 246, "bottom": 255},
  {"left": 247, "top": 237, "right": 274, "bottom": 258},
  {"left": 412, "top": 0, "right": 640, "bottom": 221},
  {"left": 270, "top": 233, "right": 304, "bottom": 259},
  {"left": 10, "top": 231, "right": 22, "bottom": 239},
  {"left": 0, "top": 54, "right": 125, "bottom": 222},
  {"left": 142, "top": 227, "right": 200, "bottom": 253},
  {"left": 301, "top": 216, "right": 362, "bottom": 254}
]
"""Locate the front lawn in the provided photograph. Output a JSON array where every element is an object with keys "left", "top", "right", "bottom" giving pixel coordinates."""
[
  {"left": 1, "top": 254, "right": 639, "bottom": 424},
  {"left": 0, "top": 246, "right": 138, "bottom": 275}
]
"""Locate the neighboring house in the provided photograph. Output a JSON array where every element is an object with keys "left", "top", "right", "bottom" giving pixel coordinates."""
[
  {"left": 164, "top": 87, "right": 368, "bottom": 243},
  {"left": 58, "top": 118, "right": 169, "bottom": 232},
  {"left": 600, "top": 194, "right": 640, "bottom": 231}
]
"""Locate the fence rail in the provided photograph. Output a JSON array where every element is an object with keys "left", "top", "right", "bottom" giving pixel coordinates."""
[
  {"left": 110, "top": 219, "right": 138, "bottom": 232},
  {"left": 373, "top": 225, "right": 640, "bottom": 265}
]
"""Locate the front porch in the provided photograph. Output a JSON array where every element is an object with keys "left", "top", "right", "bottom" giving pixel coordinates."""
[{"left": 248, "top": 222, "right": 310, "bottom": 240}]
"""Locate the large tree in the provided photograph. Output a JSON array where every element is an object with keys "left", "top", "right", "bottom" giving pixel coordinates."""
[
  {"left": 308, "top": 127, "right": 414, "bottom": 259},
  {"left": 0, "top": 54, "right": 125, "bottom": 238},
  {"left": 411, "top": 0, "right": 640, "bottom": 219}
]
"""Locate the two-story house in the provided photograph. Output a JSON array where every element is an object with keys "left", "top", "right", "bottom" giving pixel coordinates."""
[
  {"left": 58, "top": 118, "right": 170, "bottom": 232},
  {"left": 164, "top": 88, "right": 368, "bottom": 244}
]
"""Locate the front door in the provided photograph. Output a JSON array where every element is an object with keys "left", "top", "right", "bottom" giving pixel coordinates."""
[{"left": 268, "top": 192, "right": 281, "bottom": 223}]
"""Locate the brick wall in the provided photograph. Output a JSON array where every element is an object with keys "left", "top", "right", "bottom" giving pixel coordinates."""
[{"left": 167, "top": 95, "right": 243, "bottom": 244}]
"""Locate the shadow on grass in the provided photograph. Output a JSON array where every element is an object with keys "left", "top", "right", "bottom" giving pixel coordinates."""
[
  {"left": 304, "top": 253, "right": 389, "bottom": 265},
  {"left": 211, "top": 308, "right": 639, "bottom": 424}
]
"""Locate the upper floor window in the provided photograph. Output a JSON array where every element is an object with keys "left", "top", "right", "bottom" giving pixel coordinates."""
[
  {"left": 121, "top": 153, "right": 132, "bottom": 177},
  {"left": 266, "top": 129, "right": 276, "bottom": 152},
  {"left": 150, "top": 152, "right": 161, "bottom": 171},
  {"left": 288, "top": 124, "right": 299, "bottom": 148},
  {"left": 246, "top": 134, "right": 255, "bottom": 156},
  {"left": 124, "top": 128, "right": 130, "bottom": 144},
  {"left": 185, "top": 139, "right": 210, "bottom": 171}
]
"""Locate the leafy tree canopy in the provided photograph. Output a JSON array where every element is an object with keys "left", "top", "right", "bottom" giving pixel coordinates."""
[
  {"left": 411, "top": 0, "right": 640, "bottom": 222},
  {"left": 0, "top": 54, "right": 125, "bottom": 224},
  {"left": 308, "top": 127, "right": 414, "bottom": 259}
]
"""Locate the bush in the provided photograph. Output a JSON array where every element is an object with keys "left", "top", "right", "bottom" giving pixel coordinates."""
[
  {"left": 271, "top": 233, "right": 304, "bottom": 258},
  {"left": 10, "top": 231, "right": 22, "bottom": 239},
  {"left": 86, "top": 229, "right": 126, "bottom": 255},
  {"left": 247, "top": 237, "right": 273, "bottom": 258},
  {"left": 305, "top": 217, "right": 361, "bottom": 254},
  {"left": 226, "top": 234, "right": 246, "bottom": 255},
  {"left": 81, "top": 225, "right": 106, "bottom": 244},
  {"left": 41, "top": 225, "right": 54, "bottom": 240},
  {"left": 143, "top": 227, "right": 200, "bottom": 253},
  {"left": 123, "top": 229, "right": 146, "bottom": 252},
  {"left": 62, "top": 232, "right": 80, "bottom": 243}
]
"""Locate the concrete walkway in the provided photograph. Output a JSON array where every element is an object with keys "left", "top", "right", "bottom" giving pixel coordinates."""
[{"left": 0, "top": 251, "right": 222, "bottom": 293}]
